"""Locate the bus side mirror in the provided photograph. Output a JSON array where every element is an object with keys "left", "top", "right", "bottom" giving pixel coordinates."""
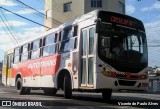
[{"left": 95, "top": 18, "right": 101, "bottom": 33}]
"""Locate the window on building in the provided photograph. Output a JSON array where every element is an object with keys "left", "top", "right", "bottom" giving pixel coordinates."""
[
  {"left": 118, "top": 1, "right": 125, "bottom": 14},
  {"left": 64, "top": 2, "right": 72, "bottom": 12},
  {"left": 91, "top": 0, "right": 102, "bottom": 8}
]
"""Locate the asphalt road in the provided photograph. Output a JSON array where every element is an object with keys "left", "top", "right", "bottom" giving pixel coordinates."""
[{"left": 0, "top": 79, "right": 160, "bottom": 109}]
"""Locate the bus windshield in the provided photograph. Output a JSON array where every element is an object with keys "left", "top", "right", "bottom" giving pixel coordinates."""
[{"left": 98, "top": 23, "right": 148, "bottom": 73}]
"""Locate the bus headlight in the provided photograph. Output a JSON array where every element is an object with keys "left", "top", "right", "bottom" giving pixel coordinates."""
[{"left": 101, "top": 68, "right": 116, "bottom": 77}]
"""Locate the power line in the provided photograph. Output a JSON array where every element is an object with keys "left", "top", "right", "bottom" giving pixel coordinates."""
[
  {"left": 0, "top": 7, "right": 51, "bottom": 29},
  {"left": 14, "top": 0, "right": 160, "bottom": 30},
  {"left": 0, "top": 15, "right": 19, "bottom": 44},
  {"left": 0, "top": 18, "right": 17, "bottom": 44},
  {"left": 15, "top": 0, "right": 44, "bottom": 16},
  {"left": 14, "top": 0, "right": 62, "bottom": 25},
  {"left": 0, "top": 9, "right": 21, "bottom": 41}
]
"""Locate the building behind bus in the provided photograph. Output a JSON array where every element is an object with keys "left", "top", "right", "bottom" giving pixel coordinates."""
[{"left": 44, "top": 0, "right": 125, "bottom": 29}]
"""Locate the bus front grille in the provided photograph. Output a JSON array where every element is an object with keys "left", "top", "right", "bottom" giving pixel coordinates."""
[{"left": 118, "top": 80, "right": 136, "bottom": 86}]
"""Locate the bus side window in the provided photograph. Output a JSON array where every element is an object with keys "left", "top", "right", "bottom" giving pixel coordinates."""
[
  {"left": 40, "top": 39, "right": 43, "bottom": 57},
  {"left": 60, "top": 27, "right": 75, "bottom": 52},
  {"left": 3, "top": 53, "right": 7, "bottom": 66},
  {"left": 59, "top": 32, "right": 62, "bottom": 41},
  {"left": 28, "top": 43, "right": 31, "bottom": 59},
  {"left": 10, "top": 54, "right": 13, "bottom": 68},
  {"left": 55, "top": 33, "right": 58, "bottom": 43},
  {"left": 43, "top": 34, "right": 56, "bottom": 57},
  {"left": 74, "top": 37, "right": 77, "bottom": 49},
  {"left": 55, "top": 33, "right": 59, "bottom": 53},
  {"left": 31, "top": 39, "right": 40, "bottom": 59},
  {"left": 7, "top": 54, "right": 13, "bottom": 69},
  {"left": 73, "top": 25, "right": 78, "bottom": 49},
  {"left": 19, "top": 46, "right": 22, "bottom": 62},
  {"left": 58, "top": 32, "right": 62, "bottom": 53},
  {"left": 73, "top": 25, "right": 78, "bottom": 36},
  {"left": 13, "top": 47, "right": 20, "bottom": 63},
  {"left": 62, "top": 26, "right": 72, "bottom": 40},
  {"left": 21, "top": 44, "right": 29, "bottom": 62}
]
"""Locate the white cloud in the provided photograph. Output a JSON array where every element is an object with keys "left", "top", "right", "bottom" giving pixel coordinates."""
[
  {"left": 22, "top": 27, "right": 45, "bottom": 33},
  {"left": 141, "top": 2, "right": 160, "bottom": 12},
  {"left": 0, "top": 0, "right": 17, "bottom": 7},
  {"left": 0, "top": 26, "right": 45, "bottom": 61},
  {"left": 126, "top": 5, "right": 136, "bottom": 14},
  {"left": 15, "top": 9, "right": 44, "bottom": 15},
  {"left": 0, "top": 34, "right": 15, "bottom": 50},
  {"left": 16, "top": 9, "right": 36, "bottom": 15},
  {"left": 145, "top": 20, "right": 160, "bottom": 30},
  {"left": 153, "top": 2, "right": 160, "bottom": 9},
  {"left": 0, "top": 26, "right": 44, "bottom": 47},
  {"left": 144, "top": 20, "right": 160, "bottom": 45},
  {"left": 144, "top": 20, "right": 160, "bottom": 67},
  {"left": 0, "top": 21, "right": 27, "bottom": 27},
  {"left": 18, "top": 27, "right": 45, "bottom": 42},
  {"left": 5, "top": 9, "right": 44, "bottom": 15}
]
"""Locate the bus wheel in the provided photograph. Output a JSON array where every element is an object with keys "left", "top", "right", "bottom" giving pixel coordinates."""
[
  {"left": 16, "top": 78, "right": 25, "bottom": 95},
  {"left": 102, "top": 89, "right": 112, "bottom": 101},
  {"left": 63, "top": 74, "right": 72, "bottom": 99},
  {"left": 43, "top": 88, "right": 57, "bottom": 95}
]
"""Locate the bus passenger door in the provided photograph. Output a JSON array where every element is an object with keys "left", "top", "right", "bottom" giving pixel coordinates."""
[
  {"left": 2, "top": 54, "right": 7, "bottom": 86},
  {"left": 5, "top": 54, "right": 13, "bottom": 86},
  {"left": 80, "top": 26, "right": 95, "bottom": 87}
]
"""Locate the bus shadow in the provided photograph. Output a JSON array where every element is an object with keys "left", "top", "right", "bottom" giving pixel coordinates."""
[
  {"left": 3, "top": 87, "right": 159, "bottom": 108},
  {"left": 55, "top": 92, "right": 159, "bottom": 108}
]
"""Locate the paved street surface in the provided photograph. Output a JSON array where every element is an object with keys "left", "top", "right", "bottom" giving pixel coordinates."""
[{"left": 0, "top": 80, "right": 160, "bottom": 109}]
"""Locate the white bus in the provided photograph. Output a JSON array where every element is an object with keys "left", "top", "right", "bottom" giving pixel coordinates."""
[{"left": 2, "top": 10, "right": 148, "bottom": 101}]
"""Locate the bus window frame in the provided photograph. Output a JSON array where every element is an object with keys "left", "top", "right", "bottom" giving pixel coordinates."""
[
  {"left": 59, "top": 26, "right": 77, "bottom": 53},
  {"left": 13, "top": 47, "right": 20, "bottom": 63},
  {"left": 3, "top": 53, "right": 7, "bottom": 66},
  {"left": 42, "top": 33, "right": 56, "bottom": 57},
  {"left": 21, "top": 44, "right": 29, "bottom": 62},
  {"left": 30, "top": 39, "right": 41, "bottom": 59}
]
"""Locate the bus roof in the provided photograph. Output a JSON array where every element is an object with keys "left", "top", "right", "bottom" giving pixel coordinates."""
[
  {"left": 6, "top": 10, "right": 144, "bottom": 51},
  {"left": 6, "top": 10, "right": 98, "bottom": 51}
]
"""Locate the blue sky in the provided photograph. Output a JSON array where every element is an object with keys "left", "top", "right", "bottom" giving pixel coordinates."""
[
  {"left": 126, "top": 0, "right": 160, "bottom": 67},
  {"left": 0, "top": 0, "right": 160, "bottom": 67},
  {"left": 0, "top": 0, "right": 45, "bottom": 61}
]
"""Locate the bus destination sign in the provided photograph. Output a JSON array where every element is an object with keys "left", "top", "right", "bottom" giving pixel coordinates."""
[
  {"left": 98, "top": 11, "right": 145, "bottom": 31},
  {"left": 111, "top": 16, "right": 133, "bottom": 27}
]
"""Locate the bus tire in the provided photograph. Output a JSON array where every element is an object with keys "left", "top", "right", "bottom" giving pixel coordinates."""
[
  {"left": 63, "top": 74, "right": 72, "bottom": 99},
  {"left": 43, "top": 88, "right": 57, "bottom": 95},
  {"left": 16, "top": 78, "right": 25, "bottom": 95},
  {"left": 102, "top": 89, "right": 112, "bottom": 101}
]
